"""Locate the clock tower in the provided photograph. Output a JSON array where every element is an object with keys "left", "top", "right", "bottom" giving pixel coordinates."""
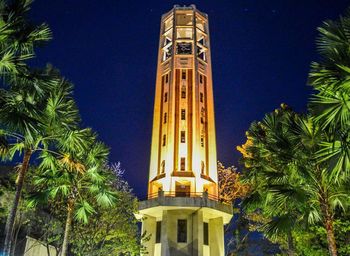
[{"left": 137, "top": 5, "right": 233, "bottom": 256}]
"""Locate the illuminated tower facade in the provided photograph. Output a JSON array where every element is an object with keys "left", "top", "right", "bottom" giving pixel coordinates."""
[{"left": 137, "top": 5, "right": 232, "bottom": 256}]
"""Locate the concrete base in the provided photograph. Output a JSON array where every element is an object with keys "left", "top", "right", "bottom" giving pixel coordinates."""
[{"left": 137, "top": 196, "right": 232, "bottom": 256}]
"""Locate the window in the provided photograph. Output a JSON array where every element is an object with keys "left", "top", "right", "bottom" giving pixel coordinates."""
[
  {"left": 196, "top": 17, "right": 207, "bottom": 32},
  {"left": 201, "top": 137, "right": 204, "bottom": 147},
  {"left": 176, "top": 183, "right": 190, "bottom": 197},
  {"left": 162, "top": 43, "right": 172, "bottom": 61},
  {"left": 182, "top": 70, "right": 186, "bottom": 80},
  {"left": 203, "top": 222, "right": 209, "bottom": 245},
  {"left": 164, "top": 92, "right": 168, "bottom": 102},
  {"left": 162, "top": 135, "right": 166, "bottom": 146},
  {"left": 164, "top": 113, "right": 167, "bottom": 124},
  {"left": 198, "top": 35, "right": 207, "bottom": 47},
  {"left": 201, "top": 107, "right": 205, "bottom": 123},
  {"left": 165, "top": 74, "right": 169, "bottom": 83},
  {"left": 181, "top": 109, "right": 186, "bottom": 120},
  {"left": 163, "top": 36, "right": 172, "bottom": 47},
  {"left": 176, "top": 13, "right": 193, "bottom": 26},
  {"left": 177, "top": 219, "right": 187, "bottom": 243},
  {"left": 164, "top": 16, "right": 173, "bottom": 32},
  {"left": 156, "top": 221, "right": 161, "bottom": 243},
  {"left": 161, "top": 160, "right": 165, "bottom": 173},
  {"left": 199, "top": 74, "right": 203, "bottom": 84},
  {"left": 201, "top": 161, "right": 205, "bottom": 174},
  {"left": 181, "top": 86, "right": 186, "bottom": 98},
  {"left": 200, "top": 92, "right": 203, "bottom": 103},
  {"left": 197, "top": 45, "right": 206, "bottom": 61},
  {"left": 162, "top": 31, "right": 173, "bottom": 62},
  {"left": 181, "top": 131, "right": 185, "bottom": 143},
  {"left": 177, "top": 27, "right": 193, "bottom": 39},
  {"left": 180, "top": 158, "right": 185, "bottom": 171}
]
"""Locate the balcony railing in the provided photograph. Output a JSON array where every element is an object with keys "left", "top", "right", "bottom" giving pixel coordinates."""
[{"left": 145, "top": 190, "right": 231, "bottom": 205}]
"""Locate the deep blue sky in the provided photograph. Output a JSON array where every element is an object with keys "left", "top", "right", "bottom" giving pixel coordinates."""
[{"left": 29, "top": 0, "right": 349, "bottom": 197}]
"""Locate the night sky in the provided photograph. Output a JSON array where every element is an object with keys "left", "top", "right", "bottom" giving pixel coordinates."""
[{"left": 29, "top": 0, "right": 349, "bottom": 197}]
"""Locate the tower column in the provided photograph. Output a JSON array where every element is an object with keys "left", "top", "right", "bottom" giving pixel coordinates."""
[
  {"left": 209, "top": 217, "right": 224, "bottom": 256},
  {"left": 160, "top": 210, "right": 170, "bottom": 256},
  {"left": 192, "top": 209, "right": 204, "bottom": 256},
  {"left": 142, "top": 215, "right": 157, "bottom": 256}
]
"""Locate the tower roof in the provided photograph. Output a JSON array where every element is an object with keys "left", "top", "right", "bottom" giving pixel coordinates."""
[
  {"left": 162, "top": 4, "right": 208, "bottom": 19},
  {"left": 173, "top": 4, "right": 196, "bottom": 10}
]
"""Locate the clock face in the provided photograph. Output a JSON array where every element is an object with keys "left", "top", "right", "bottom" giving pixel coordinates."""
[{"left": 177, "top": 42, "right": 192, "bottom": 55}]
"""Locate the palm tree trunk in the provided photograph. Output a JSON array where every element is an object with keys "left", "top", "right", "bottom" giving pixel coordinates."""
[
  {"left": 61, "top": 199, "right": 75, "bottom": 256},
  {"left": 3, "top": 149, "right": 32, "bottom": 256},
  {"left": 324, "top": 209, "right": 337, "bottom": 256},
  {"left": 320, "top": 198, "right": 337, "bottom": 256}
]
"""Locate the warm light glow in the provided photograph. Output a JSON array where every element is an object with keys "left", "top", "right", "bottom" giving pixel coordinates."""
[
  {"left": 147, "top": 6, "right": 218, "bottom": 197},
  {"left": 138, "top": 6, "right": 233, "bottom": 256}
]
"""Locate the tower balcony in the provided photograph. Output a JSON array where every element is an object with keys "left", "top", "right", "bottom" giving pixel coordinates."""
[
  {"left": 147, "top": 190, "right": 222, "bottom": 202},
  {"left": 137, "top": 191, "right": 233, "bottom": 224}
]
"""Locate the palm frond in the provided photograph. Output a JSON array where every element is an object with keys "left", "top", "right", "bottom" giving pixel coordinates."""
[
  {"left": 95, "top": 190, "right": 116, "bottom": 207},
  {"left": 261, "top": 214, "right": 296, "bottom": 240},
  {"left": 75, "top": 201, "right": 95, "bottom": 223},
  {"left": 316, "top": 137, "right": 350, "bottom": 180}
]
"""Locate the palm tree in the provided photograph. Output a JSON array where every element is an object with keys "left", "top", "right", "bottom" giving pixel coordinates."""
[
  {"left": 239, "top": 106, "right": 349, "bottom": 256},
  {"left": 0, "top": 0, "right": 52, "bottom": 253},
  {"left": 0, "top": 0, "right": 51, "bottom": 81},
  {"left": 293, "top": 116, "right": 349, "bottom": 256},
  {"left": 29, "top": 132, "right": 116, "bottom": 256},
  {"left": 240, "top": 107, "right": 304, "bottom": 256},
  {"left": 0, "top": 67, "right": 81, "bottom": 255},
  {"left": 308, "top": 10, "right": 350, "bottom": 181}
]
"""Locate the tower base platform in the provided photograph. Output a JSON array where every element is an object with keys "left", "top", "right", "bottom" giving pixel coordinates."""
[{"left": 136, "top": 193, "right": 233, "bottom": 256}]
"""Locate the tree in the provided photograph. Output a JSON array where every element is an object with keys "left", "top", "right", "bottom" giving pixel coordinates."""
[
  {"left": 291, "top": 212, "right": 350, "bottom": 256},
  {"left": 0, "top": 0, "right": 51, "bottom": 80},
  {"left": 0, "top": 67, "right": 80, "bottom": 255},
  {"left": 217, "top": 161, "right": 249, "bottom": 203},
  {"left": 29, "top": 132, "right": 116, "bottom": 256},
  {"left": 0, "top": 167, "right": 63, "bottom": 255},
  {"left": 226, "top": 210, "right": 281, "bottom": 256},
  {"left": 0, "top": 1, "right": 53, "bottom": 252},
  {"left": 238, "top": 105, "right": 349, "bottom": 256},
  {"left": 25, "top": 208, "right": 64, "bottom": 256},
  {"left": 0, "top": 3, "right": 78, "bottom": 253},
  {"left": 70, "top": 164, "right": 143, "bottom": 255},
  {"left": 308, "top": 8, "right": 350, "bottom": 182}
]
